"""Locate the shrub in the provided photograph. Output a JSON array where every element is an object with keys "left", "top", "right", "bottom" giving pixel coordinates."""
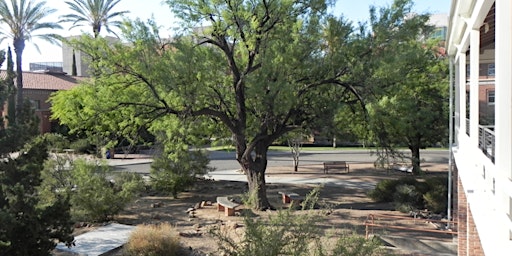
[
  {"left": 70, "top": 160, "right": 144, "bottom": 221},
  {"left": 212, "top": 187, "right": 385, "bottom": 256},
  {"left": 124, "top": 223, "right": 181, "bottom": 256},
  {"left": 41, "top": 158, "right": 144, "bottom": 222},
  {"left": 423, "top": 176, "right": 448, "bottom": 214},
  {"left": 69, "top": 138, "right": 94, "bottom": 154},
  {"left": 367, "top": 179, "right": 400, "bottom": 202},
  {"left": 330, "top": 233, "right": 388, "bottom": 256},
  {"left": 151, "top": 149, "right": 212, "bottom": 198},
  {"left": 368, "top": 176, "right": 449, "bottom": 213},
  {"left": 393, "top": 184, "right": 421, "bottom": 213}
]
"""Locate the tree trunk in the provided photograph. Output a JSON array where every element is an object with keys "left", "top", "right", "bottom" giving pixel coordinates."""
[
  {"left": 245, "top": 164, "right": 272, "bottom": 210},
  {"left": 410, "top": 145, "right": 421, "bottom": 175},
  {"left": 14, "top": 38, "right": 25, "bottom": 123},
  {"left": 238, "top": 141, "right": 272, "bottom": 210}
]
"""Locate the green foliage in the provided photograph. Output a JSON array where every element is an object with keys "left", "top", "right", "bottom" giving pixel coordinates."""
[
  {"left": 41, "top": 158, "right": 144, "bottom": 222},
  {"left": 151, "top": 148, "right": 212, "bottom": 198},
  {"left": 212, "top": 188, "right": 385, "bottom": 256},
  {"left": 335, "top": 0, "right": 449, "bottom": 173},
  {"left": 330, "top": 234, "right": 388, "bottom": 256},
  {"left": 393, "top": 184, "right": 421, "bottom": 213},
  {"left": 0, "top": 100, "right": 40, "bottom": 156},
  {"left": 69, "top": 137, "right": 95, "bottom": 154},
  {"left": 71, "top": 160, "right": 144, "bottom": 222},
  {"left": 423, "top": 177, "right": 448, "bottom": 214},
  {"left": 213, "top": 189, "right": 323, "bottom": 256},
  {"left": 124, "top": 223, "right": 182, "bottom": 256},
  {"left": 367, "top": 179, "right": 401, "bottom": 203},
  {"left": 0, "top": 136, "right": 74, "bottom": 255},
  {"left": 368, "top": 176, "right": 448, "bottom": 214},
  {"left": 41, "top": 133, "right": 70, "bottom": 152}
]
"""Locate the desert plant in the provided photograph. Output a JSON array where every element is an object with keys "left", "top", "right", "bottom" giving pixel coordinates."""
[
  {"left": 367, "top": 179, "right": 400, "bottom": 202},
  {"left": 423, "top": 176, "right": 448, "bottom": 213},
  {"left": 393, "top": 184, "right": 422, "bottom": 212},
  {"left": 151, "top": 149, "right": 212, "bottom": 198},
  {"left": 70, "top": 160, "right": 144, "bottom": 221},
  {"left": 41, "top": 157, "right": 144, "bottom": 222},
  {"left": 124, "top": 223, "right": 182, "bottom": 256},
  {"left": 329, "top": 233, "right": 388, "bottom": 256},
  {"left": 213, "top": 188, "right": 323, "bottom": 256},
  {"left": 369, "top": 176, "right": 448, "bottom": 213}
]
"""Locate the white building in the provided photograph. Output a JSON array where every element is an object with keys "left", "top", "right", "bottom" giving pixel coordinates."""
[{"left": 447, "top": 0, "right": 512, "bottom": 255}]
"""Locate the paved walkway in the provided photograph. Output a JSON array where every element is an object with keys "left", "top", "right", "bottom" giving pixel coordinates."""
[{"left": 54, "top": 223, "right": 135, "bottom": 256}]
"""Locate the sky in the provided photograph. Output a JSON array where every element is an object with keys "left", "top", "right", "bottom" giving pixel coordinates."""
[{"left": 0, "top": 0, "right": 451, "bottom": 71}]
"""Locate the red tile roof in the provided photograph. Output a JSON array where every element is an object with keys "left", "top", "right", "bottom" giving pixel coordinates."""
[{"left": 0, "top": 70, "right": 86, "bottom": 91}]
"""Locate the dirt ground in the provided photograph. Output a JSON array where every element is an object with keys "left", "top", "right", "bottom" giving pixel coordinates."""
[{"left": 72, "top": 162, "right": 455, "bottom": 255}]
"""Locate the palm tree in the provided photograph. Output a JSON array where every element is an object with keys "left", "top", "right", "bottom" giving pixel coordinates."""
[
  {"left": 60, "top": 0, "right": 129, "bottom": 38},
  {"left": 0, "top": 0, "right": 62, "bottom": 122}
]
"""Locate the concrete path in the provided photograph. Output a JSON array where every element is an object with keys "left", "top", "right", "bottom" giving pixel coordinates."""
[
  {"left": 204, "top": 169, "right": 376, "bottom": 189},
  {"left": 380, "top": 235, "right": 457, "bottom": 255},
  {"left": 54, "top": 223, "right": 135, "bottom": 256}
]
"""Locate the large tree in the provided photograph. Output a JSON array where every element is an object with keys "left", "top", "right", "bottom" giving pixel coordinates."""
[
  {"left": 335, "top": 1, "right": 448, "bottom": 174},
  {"left": 52, "top": 3, "right": 358, "bottom": 209},
  {"left": 60, "top": 0, "right": 129, "bottom": 38},
  {"left": 0, "top": 0, "right": 62, "bottom": 122},
  {"left": 51, "top": 0, "right": 431, "bottom": 209}
]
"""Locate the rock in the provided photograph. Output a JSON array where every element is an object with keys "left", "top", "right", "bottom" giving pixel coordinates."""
[
  {"left": 151, "top": 202, "right": 162, "bottom": 208},
  {"left": 226, "top": 221, "right": 239, "bottom": 230}
]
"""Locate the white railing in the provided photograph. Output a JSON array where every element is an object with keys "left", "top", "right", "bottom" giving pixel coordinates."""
[{"left": 479, "top": 125, "right": 495, "bottom": 163}]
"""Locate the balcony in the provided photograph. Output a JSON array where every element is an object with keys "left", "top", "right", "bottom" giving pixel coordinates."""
[{"left": 479, "top": 125, "right": 495, "bottom": 163}]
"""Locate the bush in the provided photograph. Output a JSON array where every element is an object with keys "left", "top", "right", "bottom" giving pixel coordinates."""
[
  {"left": 393, "top": 184, "right": 421, "bottom": 213},
  {"left": 69, "top": 138, "right": 94, "bottom": 154},
  {"left": 41, "top": 157, "right": 144, "bottom": 222},
  {"left": 423, "top": 176, "right": 448, "bottom": 214},
  {"left": 70, "top": 160, "right": 144, "bottom": 221},
  {"left": 151, "top": 149, "right": 212, "bottom": 198},
  {"left": 124, "top": 223, "right": 181, "bottom": 256},
  {"left": 368, "top": 176, "right": 448, "bottom": 214},
  {"left": 367, "top": 179, "right": 400, "bottom": 202},
  {"left": 367, "top": 177, "right": 418, "bottom": 202},
  {"left": 330, "top": 233, "right": 388, "bottom": 256},
  {"left": 212, "top": 188, "right": 385, "bottom": 256}
]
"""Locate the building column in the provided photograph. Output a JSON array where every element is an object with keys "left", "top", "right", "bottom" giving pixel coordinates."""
[
  {"left": 469, "top": 29, "right": 480, "bottom": 148},
  {"left": 495, "top": 0, "right": 512, "bottom": 180},
  {"left": 458, "top": 53, "right": 467, "bottom": 140}
]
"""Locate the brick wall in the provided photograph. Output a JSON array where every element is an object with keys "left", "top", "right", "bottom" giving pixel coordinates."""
[{"left": 457, "top": 173, "right": 485, "bottom": 255}]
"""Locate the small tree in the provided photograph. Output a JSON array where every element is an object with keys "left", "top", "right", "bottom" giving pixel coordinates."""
[
  {"left": 41, "top": 157, "right": 144, "bottom": 222},
  {"left": 0, "top": 136, "right": 74, "bottom": 255},
  {"left": 286, "top": 132, "right": 305, "bottom": 172},
  {"left": 151, "top": 148, "right": 212, "bottom": 198}
]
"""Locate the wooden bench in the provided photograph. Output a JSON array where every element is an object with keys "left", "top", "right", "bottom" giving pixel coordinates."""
[
  {"left": 278, "top": 191, "right": 304, "bottom": 206},
  {"left": 216, "top": 197, "right": 241, "bottom": 216},
  {"left": 323, "top": 161, "right": 349, "bottom": 174}
]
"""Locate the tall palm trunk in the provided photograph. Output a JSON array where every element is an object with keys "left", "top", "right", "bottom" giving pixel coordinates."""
[{"left": 14, "top": 38, "right": 25, "bottom": 122}]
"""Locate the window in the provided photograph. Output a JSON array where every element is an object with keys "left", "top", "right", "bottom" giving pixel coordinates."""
[
  {"left": 487, "top": 90, "right": 495, "bottom": 105},
  {"left": 488, "top": 63, "right": 495, "bottom": 76},
  {"left": 30, "top": 100, "right": 40, "bottom": 110}
]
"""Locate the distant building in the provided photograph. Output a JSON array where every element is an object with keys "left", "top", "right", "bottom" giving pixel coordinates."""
[
  {"left": 29, "top": 62, "right": 63, "bottom": 73},
  {"left": 61, "top": 35, "right": 119, "bottom": 77},
  {"left": 0, "top": 70, "right": 84, "bottom": 133}
]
